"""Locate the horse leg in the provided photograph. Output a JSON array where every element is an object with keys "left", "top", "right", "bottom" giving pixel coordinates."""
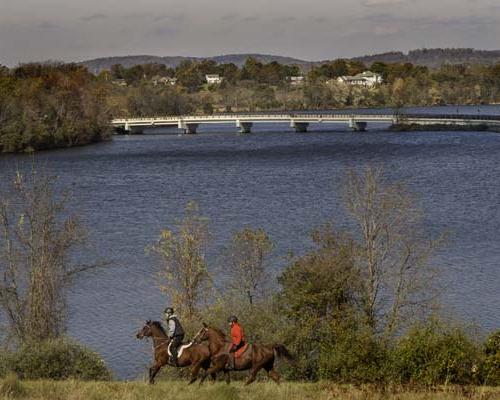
[
  {"left": 245, "top": 365, "right": 262, "bottom": 386},
  {"left": 224, "top": 369, "right": 231, "bottom": 385},
  {"left": 269, "top": 369, "right": 281, "bottom": 384},
  {"left": 206, "top": 354, "right": 227, "bottom": 377},
  {"left": 199, "top": 369, "right": 208, "bottom": 386},
  {"left": 264, "top": 360, "right": 281, "bottom": 384},
  {"left": 149, "top": 362, "right": 162, "bottom": 384},
  {"left": 188, "top": 362, "right": 202, "bottom": 385},
  {"left": 265, "top": 365, "right": 281, "bottom": 384}
]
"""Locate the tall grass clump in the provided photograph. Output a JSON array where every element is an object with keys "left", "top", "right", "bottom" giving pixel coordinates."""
[{"left": 0, "top": 372, "right": 26, "bottom": 398}]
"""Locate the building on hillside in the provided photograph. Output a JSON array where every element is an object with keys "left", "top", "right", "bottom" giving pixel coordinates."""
[
  {"left": 111, "top": 79, "right": 127, "bottom": 87},
  {"left": 337, "top": 71, "right": 382, "bottom": 87},
  {"left": 152, "top": 76, "right": 177, "bottom": 86},
  {"left": 288, "top": 76, "right": 305, "bottom": 86},
  {"left": 205, "top": 74, "right": 223, "bottom": 84}
]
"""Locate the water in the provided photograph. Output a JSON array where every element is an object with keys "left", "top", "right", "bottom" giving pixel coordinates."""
[{"left": 0, "top": 106, "right": 499, "bottom": 379}]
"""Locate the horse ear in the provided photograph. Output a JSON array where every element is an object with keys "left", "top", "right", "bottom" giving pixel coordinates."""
[
  {"left": 202, "top": 322, "right": 208, "bottom": 328},
  {"left": 146, "top": 319, "right": 151, "bottom": 324}
]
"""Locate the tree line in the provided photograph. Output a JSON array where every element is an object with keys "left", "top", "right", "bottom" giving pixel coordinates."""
[
  {"left": 102, "top": 57, "right": 500, "bottom": 114},
  {"left": 1, "top": 59, "right": 500, "bottom": 152}
]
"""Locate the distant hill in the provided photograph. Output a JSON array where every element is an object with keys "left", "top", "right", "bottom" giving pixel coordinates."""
[
  {"left": 81, "top": 54, "right": 310, "bottom": 74},
  {"left": 80, "top": 48, "right": 500, "bottom": 73},
  {"left": 351, "top": 48, "right": 500, "bottom": 68}
]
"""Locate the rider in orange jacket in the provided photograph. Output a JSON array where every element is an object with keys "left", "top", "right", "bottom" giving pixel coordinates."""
[{"left": 227, "top": 315, "right": 245, "bottom": 370}]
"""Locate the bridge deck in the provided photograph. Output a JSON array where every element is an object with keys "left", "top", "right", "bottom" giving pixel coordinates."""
[{"left": 111, "top": 113, "right": 500, "bottom": 131}]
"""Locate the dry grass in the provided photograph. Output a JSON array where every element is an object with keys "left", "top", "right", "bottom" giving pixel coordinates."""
[{"left": 0, "top": 378, "right": 499, "bottom": 400}]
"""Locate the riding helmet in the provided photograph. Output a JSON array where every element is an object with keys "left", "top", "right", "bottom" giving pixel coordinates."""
[
  {"left": 164, "top": 307, "right": 174, "bottom": 314},
  {"left": 228, "top": 315, "right": 238, "bottom": 323}
]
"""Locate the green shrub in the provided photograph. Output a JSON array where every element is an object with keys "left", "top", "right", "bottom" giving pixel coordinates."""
[
  {"left": 317, "top": 322, "right": 389, "bottom": 384},
  {"left": 391, "top": 322, "right": 480, "bottom": 385},
  {"left": 478, "top": 330, "right": 500, "bottom": 386},
  {"left": 4, "top": 338, "right": 112, "bottom": 381}
]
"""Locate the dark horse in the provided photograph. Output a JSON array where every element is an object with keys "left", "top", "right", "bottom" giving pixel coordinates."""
[
  {"left": 193, "top": 323, "right": 294, "bottom": 385},
  {"left": 136, "top": 320, "right": 213, "bottom": 384}
]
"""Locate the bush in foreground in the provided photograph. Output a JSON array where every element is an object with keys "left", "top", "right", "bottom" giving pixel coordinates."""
[
  {"left": 391, "top": 323, "right": 480, "bottom": 385},
  {"left": 1, "top": 339, "right": 112, "bottom": 381},
  {"left": 479, "top": 330, "right": 500, "bottom": 386}
]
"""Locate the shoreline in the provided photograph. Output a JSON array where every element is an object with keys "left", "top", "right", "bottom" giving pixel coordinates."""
[{"left": 390, "top": 123, "right": 500, "bottom": 133}]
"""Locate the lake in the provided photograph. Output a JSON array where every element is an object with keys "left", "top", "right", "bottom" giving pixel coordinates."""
[{"left": 0, "top": 105, "right": 499, "bottom": 379}]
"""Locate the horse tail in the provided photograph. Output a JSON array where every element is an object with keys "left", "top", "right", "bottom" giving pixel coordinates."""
[{"left": 273, "top": 344, "right": 295, "bottom": 364}]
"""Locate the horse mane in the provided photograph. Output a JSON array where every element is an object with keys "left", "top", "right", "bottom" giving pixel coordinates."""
[
  {"left": 151, "top": 321, "right": 167, "bottom": 336},
  {"left": 210, "top": 326, "right": 226, "bottom": 339}
]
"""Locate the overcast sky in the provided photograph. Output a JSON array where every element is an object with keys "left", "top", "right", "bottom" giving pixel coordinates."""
[{"left": 1, "top": 0, "right": 499, "bottom": 66}]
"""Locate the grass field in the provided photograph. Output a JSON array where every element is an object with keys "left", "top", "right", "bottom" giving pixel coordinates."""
[{"left": 1, "top": 377, "right": 499, "bottom": 400}]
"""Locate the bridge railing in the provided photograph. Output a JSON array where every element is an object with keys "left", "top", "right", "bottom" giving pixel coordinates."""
[
  {"left": 111, "top": 113, "right": 500, "bottom": 124},
  {"left": 111, "top": 113, "right": 397, "bottom": 123}
]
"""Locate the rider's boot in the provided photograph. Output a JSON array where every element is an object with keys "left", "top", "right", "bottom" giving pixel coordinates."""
[{"left": 169, "top": 353, "right": 178, "bottom": 367}]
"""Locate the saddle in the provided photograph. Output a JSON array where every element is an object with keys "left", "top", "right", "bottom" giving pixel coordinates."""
[
  {"left": 227, "top": 342, "right": 250, "bottom": 358},
  {"left": 167, "top": 341, "right": 193, "bottom": 359},
  {"left": 234, "top": 343, "right": 249, "bottom": 358}
]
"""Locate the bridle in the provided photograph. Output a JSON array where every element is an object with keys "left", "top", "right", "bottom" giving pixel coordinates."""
[{"left": 140, "top": 323, "right": 170, "bottom": 350}]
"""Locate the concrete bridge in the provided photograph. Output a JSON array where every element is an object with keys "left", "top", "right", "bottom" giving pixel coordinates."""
[{"left": 111, "top": 113, "right": 500, "bottom": 134}]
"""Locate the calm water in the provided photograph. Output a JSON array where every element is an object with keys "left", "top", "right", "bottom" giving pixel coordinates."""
[{"left": 0, "top": 106, "right": 499, "bottom": 379}]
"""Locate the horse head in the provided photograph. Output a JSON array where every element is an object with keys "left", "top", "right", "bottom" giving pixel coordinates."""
[{"left": 136, "top": 320, "right": 153, "bottom": 339}]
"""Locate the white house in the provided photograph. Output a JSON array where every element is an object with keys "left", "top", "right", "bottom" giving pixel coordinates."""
[
  {"left": 111, "top": 79, "right": 127, "bottom": 87},
  {"left": 337, "top": 71, "right": 383, "bottom": 87},
  {"left": 288, "top": 76, "right": 305, "bottom": 86},
  {"left": 205, "top": 74, "right": 223, "bottom": 84},
  {"left": 152, "top": 76, "right": 177, "bottom": 86}
]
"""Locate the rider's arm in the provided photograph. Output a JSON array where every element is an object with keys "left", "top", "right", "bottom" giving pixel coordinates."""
[{"left": 168, "top": 319, "right": 175, "bottom": 338}]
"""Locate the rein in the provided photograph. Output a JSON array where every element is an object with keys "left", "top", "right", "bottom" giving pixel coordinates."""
[{"left": 153, "top": 337, "right": 169, "bottom": 350}]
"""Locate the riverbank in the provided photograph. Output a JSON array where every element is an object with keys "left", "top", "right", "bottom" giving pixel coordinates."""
[{"left": 1, "top": 379, "right": 499, "bottom": 400}]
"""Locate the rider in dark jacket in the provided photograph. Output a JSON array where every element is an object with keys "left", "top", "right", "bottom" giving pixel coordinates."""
[{"left": 163, "top": 307, "right": 185, "bottom": 366}]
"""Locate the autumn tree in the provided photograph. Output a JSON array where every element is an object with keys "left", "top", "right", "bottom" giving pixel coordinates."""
[
  {"left": 343, "top": 166, "right": 442, "bottom": 337},
  {"left": 222, "top": 227, "right": 274, "bottom": 306},
  {"left": 150, "top": 202, "right": 211, "bottom": 320},
  {"left": 0, "top": 166, "right": 104, "bottom": 343}
]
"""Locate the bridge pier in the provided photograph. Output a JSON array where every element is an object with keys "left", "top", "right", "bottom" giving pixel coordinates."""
[
  {"left": 236, "top": 121, "right": 253, "bottom": 134},
  {"left": 178, "top": 121, "right": 199, "bottom": 134},
  {"left": 290, "top": 121, "right": 309, "bottom": 133},
  {"left": 349, "top": 119, "right": 367, "bottom": 132}
]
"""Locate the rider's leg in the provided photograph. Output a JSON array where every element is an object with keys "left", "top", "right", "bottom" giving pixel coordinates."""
[{"left": 170, "top": 336, "right": 182, "bottom": 366}]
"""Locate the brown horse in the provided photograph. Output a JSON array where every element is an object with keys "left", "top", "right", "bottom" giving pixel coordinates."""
[
  {"left": 136, "top": 320, "right": 214, "bottom": 384},
  {"left": 193, "top": 323, "right": 294, "bottom": 385}
]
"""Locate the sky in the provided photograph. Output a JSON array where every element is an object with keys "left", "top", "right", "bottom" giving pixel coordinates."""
[{"left": 1, "top": 0, "right": 499, "bottom": 66}]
